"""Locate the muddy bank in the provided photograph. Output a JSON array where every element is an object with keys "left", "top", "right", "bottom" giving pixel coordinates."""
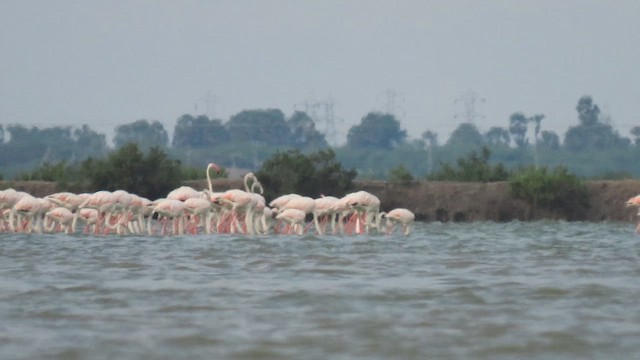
[
  {"left": 4, "top": 179, "right": 640, "bottom": 223},
  {"left": 356, "top": 180, "right": 640, "bottom": 223},
  {"left": 181, "top": 179, "right": 640, "bottom": 223}
]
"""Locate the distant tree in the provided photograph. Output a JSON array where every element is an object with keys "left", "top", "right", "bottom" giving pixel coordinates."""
[
  {"left": 631, "top": 126, "right": 640, "bottom": 146},
  {"left": 0, "top": 125, "right": 4, "bottom": 144},
  {"left": 529, "top": 114, "right": 544, "bottom": 145},
  {"left": 576, "top": 95, "right": 600, "bottom": 126},
  {"left": 114, "top": 119, "right": 169, "bottom": 150},
  {"left": 564, "top": 123, "right": 629, "bottom": 151},
  {"left": 347, "top": 112, "right": 407, "bottom": 149},
  {"left": 226, "top": 109, "right": 292, "bottom": 146},
  {"left": 421, "top": 130, "right": 438, "bottom": 147},
  {"left": 2, "top": 125, "right": 75, "bottom": 164},
  {"left": 421, "top": 130, "right": 438, "bottom": 174},
  {"left": 286, "top": 111, "right": 328, "bottom": 149},
  {"left": 509, "top": 113, "right": 529, "bottom": 148},
  {"left": 564, "top": 95, "right": 629, "bottom": 151},
  {"left": 446, "top": 123, "right": 484, "bottom": 149},
  {"left": 73, "top": 124, "right": 109, "bottom": 159},
  {"left": 484, "top": 126, "right": 511, "bottom": 146},
  {"left": 539, "top": 130, "right": 560, "bottom": 150},
  {"left": 172, "top": 114, "right": 229, "bottom": 148}
]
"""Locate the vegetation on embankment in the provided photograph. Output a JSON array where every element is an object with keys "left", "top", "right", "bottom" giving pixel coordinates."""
[
  {"left": 5, "top": 143, "right": 640, "bottom": 223},
  {"left": 4, "top": 178, "right": 639, "bottom": 223}
]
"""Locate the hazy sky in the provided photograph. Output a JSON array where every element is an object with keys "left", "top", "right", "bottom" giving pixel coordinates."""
[{"left": 1, "top": 0, "right": 639, "bottom": 145}]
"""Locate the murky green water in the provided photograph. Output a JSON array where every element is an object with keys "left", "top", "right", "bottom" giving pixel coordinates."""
[{"left": 1, "top": 221, "right": 640, "bottom": 359}]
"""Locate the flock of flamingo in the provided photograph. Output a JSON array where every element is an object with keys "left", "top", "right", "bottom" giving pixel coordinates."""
[{"left": 0, "top": 163, "right": 416, "bottom": 237}]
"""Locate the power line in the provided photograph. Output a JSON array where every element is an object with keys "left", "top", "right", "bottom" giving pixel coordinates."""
[{"left": 295, "top": 95, "right": 341, "bottom": 146}]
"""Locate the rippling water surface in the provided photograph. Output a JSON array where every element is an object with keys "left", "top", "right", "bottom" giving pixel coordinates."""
[{"left": 2, "top": 221, "right": 640, "bottom": 359}]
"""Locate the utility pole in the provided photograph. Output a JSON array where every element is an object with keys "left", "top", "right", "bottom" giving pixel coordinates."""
[
  {"left": 295, "top": 95, "right": 341, "bottom": 146},
  {"left": 195, "top": 91, "right": 218, "bottom": 119},
  {"left": 378, "top": 89, "right": 406, "bottom": 119},
  {"left": 454, "top": 89, "right": 485, "bottom": 124}
]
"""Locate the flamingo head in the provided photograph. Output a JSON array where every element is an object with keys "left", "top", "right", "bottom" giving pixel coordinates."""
[
  {"left": 207, "top": 163, "right": 221, "bottom": 174},
  {"left": 626, "top": 195, "right": 640, "bottom": 207}
]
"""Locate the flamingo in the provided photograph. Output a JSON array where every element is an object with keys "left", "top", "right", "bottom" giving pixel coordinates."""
[
  {"left": 151, "top": 199, "right": 186, "bottom": 236},
  {"left": 269, "top": 193, "right": 302, "bottom": 212},
  {"left": 313, "top": 195, "right": 339, "bottom": 235},
  {"left": 380, "top": 208, "right": 415, "bottom": 236},
  {"left": 204, "top": 163, "right": 228, "bottom": 231},
  {"left": 206, "top": 162, "right": 222, "bottom": 193},
  {"left": 625, "top": 195, "right": 640, "bottom": 233},
  {"left": 77, "top": 191, "right": 117, "bottom": 235},
  {"left": 183, "top": 196, "right": 215, "bottom": 234},
  {"left": 244, "top": 172, "right": 270, "bottom": 234},
  {"left": 330, "top": 191, "right": 381, "bottom": 235},
  {"left": 345, "top": 190, "right": 381, "bottom": 234},
  {"left": 105, "top": 190, "right": 136, "bottom": 235},
  {"left": 275, "top": 208, "right": 307, "bottom": 235},
  {"left": 217, "top": 189, "right": 257, "bottom": 234},
  {"left": 0, "top": 189, "right": 27, "bottom": 231},
  {"left": 127, "top": 194, "right": 152, "bottom": 234},
  {"left": 167, "top": 186, "right": 201, "bottom": 201},
  {"left": 44, "top": 207, "right": 75, "bottom": 234},
  {"left": 45, "top": 192, "right": 85, "bottom": 211},
  {"left": 329, "top": 194, "right": 358, "bottom": 235},
  {"left": 271, "top": 194, "right": 314, "bottom": 234},
  {"left": 72, "top": 208, "right": 100, "bottom": 234},
  {"left": 11, "top": 194, "right": 47, "bottom": 233}
]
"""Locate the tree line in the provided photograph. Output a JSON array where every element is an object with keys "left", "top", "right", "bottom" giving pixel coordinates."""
[{"left": 1, "top": 94, "right": 639, "bottom": 180}]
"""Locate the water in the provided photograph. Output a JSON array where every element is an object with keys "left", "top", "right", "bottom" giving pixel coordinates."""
[{"left": 2, "top": 221, "right": 640, "bottom": 359}]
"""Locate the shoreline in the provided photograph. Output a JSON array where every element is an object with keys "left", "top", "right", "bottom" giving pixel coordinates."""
[{"left": 3, "top": 179, "right": 639, "bottom": 223}]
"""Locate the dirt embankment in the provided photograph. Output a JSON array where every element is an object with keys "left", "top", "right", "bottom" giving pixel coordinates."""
[
  {"left": 4, "top": 179, "right": 640, "bottom": 223},
  {"left": 355, "top": 180, "right": 640, "bottom": 223}
]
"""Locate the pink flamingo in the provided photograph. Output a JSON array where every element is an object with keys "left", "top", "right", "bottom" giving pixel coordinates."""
[
  {"left": 44, "top": 207, "right": 75, "bottom": 234},
  {"left": 127, "top": 195, "right": 152, "bottom": 234},
  {"left": 269, "top": 193, "right": 301, "bottom": 211},
  {"left": 380, "top": 208, "right": 415, "bottom": 236},
  {"left": 0, "top": 189, "right": 27, "bottom": 231},
  {"left": 313, "top": 195, "right": 339, "bottom": 235},
  {"left": 45, "top": 192, "right": 85, "bottom": 211},
  {"left": 218, "top": 189, "right": 257, "bottom": 234},
  {"left": 345, "top": 191, "right": 381, "bottom": 234},
  {"left": 275, "top": 208, "right": 307, "bottom": 235},
  {"left": 206, "top": 163, "right": 222, "bottom": 192},
  {"left": 270, "top": 194, "right": 315, "bottom": 234},
  {"left": 151, "top": 199, "right": 186, "bottom": 236},
  {"left": 183, "top": 197, "right": 215, "bottom": 234},
  {"left": 11, "top": 194, "right": 47, "bottom": 233},
  {"left": 104, "top": 190, "right": 136, "bottom": 235},
  {"left": 167, "top": 186, "right": 201, "bottom": 201},
  {"left": 331, "top": 191, "right": 380, "bottom": 235},
  {"left": 72, "top": 208, "right": 100, "bottom": 234},
  {"left": 244, "top": 172, "right": 270, "bottom": 234},
  {"left": 77, "top": 191, "right": 117, "bottom": 235},
  {"left": 329, "top": 194, "right": 358, "bottom": 235},
  {"left": 625, "top": 195, "right": 640, "bottom": 233}
]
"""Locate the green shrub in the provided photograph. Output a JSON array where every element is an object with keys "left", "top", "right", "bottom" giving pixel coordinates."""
[
  {"left": 256, "top": 149, "right": 357, "bottom": 200},
  {"left": 428, "top": 146, "right": 510, "bottom": 182},
  {"left": 388, "top": 164, "right": 414, "bottom": 183},
  {"left": 509, "top": 166, "right": 590, "bottom": 220},
  {"left": 79, "top": 143, "right": 183, "bottom": 199}
]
